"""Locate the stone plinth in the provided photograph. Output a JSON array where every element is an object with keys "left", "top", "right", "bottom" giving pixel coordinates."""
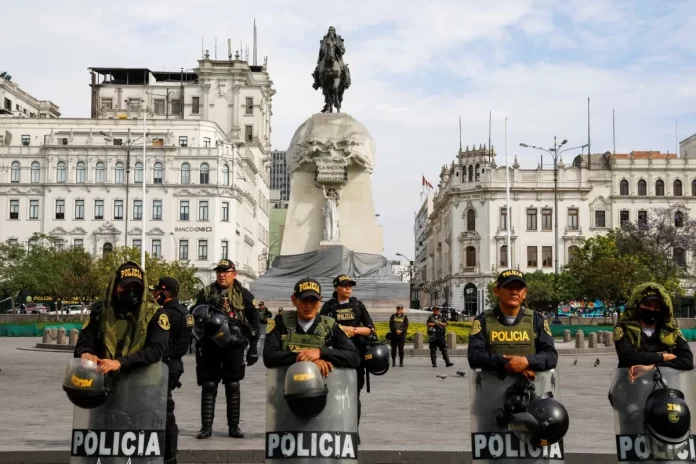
[
  {"left": 588, "top": 332, "right": 598, "bottom": 348},
  {"left": 605, "top": 332, "right": 613, "bottom": 347},
  {"left": 446, "top": 332, "right": 457, "bottom": 350},
  {"left": 563, "top": 329, "right": 571, "bottom": 342},
  {"left": 575, "top": 330, "right": 585, "bottom": 348},
  {"left": 413, "top": 332, "right": 424, "bottom": 349}
]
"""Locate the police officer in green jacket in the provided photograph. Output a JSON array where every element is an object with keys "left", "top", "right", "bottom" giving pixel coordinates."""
[
  {"left": 467, "top": 269, "right": 558, "bottom": 379},
  {"left": 263, "top": 278, "right": 361, "bottom": 373}
]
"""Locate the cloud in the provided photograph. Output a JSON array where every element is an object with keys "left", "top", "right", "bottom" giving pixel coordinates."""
[{"left": 2, "top": 0, "right": 695, "bottom": 262}]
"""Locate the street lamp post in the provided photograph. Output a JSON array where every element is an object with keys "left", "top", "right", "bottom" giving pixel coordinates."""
[{"left": 396, "top": 252, "right": 415, "bottom": 308}]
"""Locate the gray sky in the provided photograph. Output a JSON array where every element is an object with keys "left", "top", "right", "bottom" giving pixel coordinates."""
[{"left": 3, "top": 0, "right": 696, "bottom": 260}]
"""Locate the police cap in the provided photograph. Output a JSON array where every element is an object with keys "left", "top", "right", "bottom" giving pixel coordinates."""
[
  {"left": 214, "top": 259, "right": 236, "bottom": 272},
  {"left": 155, "top": 276, "right": 179, "bottom": 294},
  {"left": 333, "top": 274, "right": 356, "bottom": 288},
  {"left": 114, "top": 261, "right": 144, "bottom": 287},
  {"left": 497, "top": 269, "right": 526, "bottom": 288},
  {"left": 640, "top": 287, "right": 665, "bottom": 307},
  {"left": 294, "top": 278, "right": 322, "bottom": 301}
]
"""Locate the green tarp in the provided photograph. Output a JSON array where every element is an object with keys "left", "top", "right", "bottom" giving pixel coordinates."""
[{"left": 0, "top": 323, "right": 82, "bottom": 337}]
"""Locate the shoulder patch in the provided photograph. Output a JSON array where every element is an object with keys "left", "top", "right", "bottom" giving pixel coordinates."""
[
  {"left": 543, "top": 319, "right": 552, "bottom": 336},
  {"left": 158, "top": 313, "right": 171, "bottom": 331},
  {"left": 252, "top": 299, "right": 258, "bottom": 308},
  {"left": 613, "top": 326, "right": 624, "bottom": 342},
  {"left": 267, "top": 318, "right": 275, "bottom": 333},
  {"left": 186, "top": 315, "right": 194, "bottom": 327},
  {"left": 470, "top": 319, "right": 482, "bottom": 336}
]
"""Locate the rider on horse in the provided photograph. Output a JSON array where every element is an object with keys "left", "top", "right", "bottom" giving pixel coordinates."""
[{"left": 312, "top": 26, "right": 352, "bottom": 110}]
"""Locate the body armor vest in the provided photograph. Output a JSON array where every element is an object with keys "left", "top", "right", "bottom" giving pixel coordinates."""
[
  {"left": 205, "top": 284, "right": 246, "bottom": 326},
  {"left": 392, "top": 315, "right": 405, "bottom": 331},
  {"left": 280, "top": 311, "right": 336, "bottom": 353},
  {"left": 114, "top": 319, "right": 131, "bottom": 358},
  {"left": 485, "top": 309, "right": 536, "bottom": 356},
  {"left": 331, "top": 300, "right": 358, "bottom": 326}
]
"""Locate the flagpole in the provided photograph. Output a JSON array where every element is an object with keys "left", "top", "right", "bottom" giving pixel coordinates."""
[{"left": 505, "top": 117, "right": 512, "bottom": 267}]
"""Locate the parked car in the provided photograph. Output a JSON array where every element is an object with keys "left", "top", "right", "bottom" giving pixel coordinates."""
[{"left": 25, "top": 303, "right": 49, "bottom": 314}]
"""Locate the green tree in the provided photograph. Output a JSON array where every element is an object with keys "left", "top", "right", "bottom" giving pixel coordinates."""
[{"left": 486, "top": 270, "right": 566, "bottom": 312}]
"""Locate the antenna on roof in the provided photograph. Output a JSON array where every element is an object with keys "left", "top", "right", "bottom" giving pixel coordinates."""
[
  {"left": 253, "top": 19, "right": 258, "bottom": 66},
  {"left": 228, "top": 38, "right": 232, "bottom": 60}
]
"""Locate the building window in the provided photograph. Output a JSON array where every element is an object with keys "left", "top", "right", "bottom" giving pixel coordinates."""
[
  {"left": 674, "top": 179, "right": 683, "bottom": 197},
  {"left": 152, "top": 240, "right": 162, "bottom": 258},
  {"left": 113, "top": 139, "right": 123, "bottom": 146},
  {"left": 171, "top": 100, "right": 181, "bottom": 115},
  {"left": 21, "top": 135, "right": 30, "bottom": 146},
  {"left": 674, "top": 248, "right": 687, "bottom": 267},
  {"left": 527, "top": 246, "right": 538, "bottom": 267},
  {"left": 179, "top": 136, "right": 188, "bottom": 147},
  {"left": 103, "top": 243, "right": 113, "bottom": 256},
  {"left": 133, "top": 239, "right": 142, "bottom": 250},
  {"left": 467, "top": 209, "right": 476, "bottom": 231},
  {"left": 152, "top": 200, "right": 162, "bottom": 220},
  {"left": 620, "top": 179, "right": 629, "bottom": 196},
  {"left": 526, "top": 209, "right": 537, "bottom": 231},
  {"left": 179, "top": 240, "right": 189, "bottom": 260},
  {"left": 200, "top": 163, "right": 209, "bottom": 184},
  {"left": 154, "top": 99, "right": 165, "bottom": 115},
  {"left": 57, "top": 161, "right": 67, "bottom": 183},
  {"left": 475, "top": 164, "right": 480, "bottom": 182},
  {"left": 94, "top": 161, "right": 105, "bottom": 183},
  {"left": 594, "top": 210, "right": 606, "bottom": 228},
  {"left": 198, "top": 240, "right": 208, "bottom": 260},
  {"left": 244, "top": 97, "right": 253, "bottom": 115},
  {"left": 101, "top": 98, "right": 113, "bottom": 109},
  {"left": 468, "top": 165, "right": 474, "bottom": 182},
  {"left": 7, "top": 239, "right": 18, "bottom": 246},
  {"left": 55, "top": 200, "right": 65, "bottom": 219},
  {"left": 153, "top": 162, "right": 163, "bottom": 184},
  {"left": 199, "top": 201, "right": 209, "bottom": 221},
  {"left": 54, "top": 239, "right": 64, "bottom": 251},
  {"left": 114, "top": 200, "right": 124, "bottom": 220},
  {"left": 75, "top": 200, "right": 85, "bottom": 219},
  {"left": 31, "top": 162, "right": 40, "bottom": 183},
  {"left": 638, "top": 210, "right": 648, "bottom": 229},
  {"left": 133, "top": 200, "right": 142, "bottom": 220},
  {"left": 500, "top": 245, "right": 508, "bottom": 267},
  {"left": 655, "top": 180, "right": 665, "bottom": 196},
  {"left": 568, "top": 245, "right": 580, "bottom": 262},
  {"left": 134, "top": 162, "right": 143, "bottom": 183},
  {"left": 541, "top": 208, "right": 552, "bottom": 231},
  {"left": 10, "top": 161, "right": 20, "bottom": 183},
  {"left": 675, "top": 211, "right": 684, "bottom": 228},
  {"left": 76, "top": 162, "right": 86, "bottom": 183},
  {"left": 181, "top": 163, "right": 190, "bottom": 184},
  {"left": 180, "top": 201, "right": 189, "bottom": 221},
  {"left": 692, "top": 179, "right": 696, "bottom": 196},
  {"left": 29, "top": 200, "right": 39, "bottom": 219},
  {"left": 465, "top": 246, "right": 476, "bottom": 267},
  {"left": 94, "top": 200, "right": 104, "bottom": 220},
  {"left": 222, "top": 164, "right": 230, "bottom": 185},
  {"left": 542, "top": 246, "right": 553, "bottom": 267},
  {"left": 222, "top": 202, "right": 229, "bottom": 221},
  {"left": 74, "top": 239, "right": 84, "bottom": 249},
  {"left": 221, "top": 240, "right": 229, "bottom": 259},
  {"left": 567, "top": 208, "right": 579, "bottom": 230},
  {"left": 9, "top": 200, "right": 19, "bottom": 220},
  {"left": 620, "top": 210, "right": 630, "bottom": 227},
  {"left": 638, "top": 179, "right": 647, "bottom": 196},
  {"left": 115, "top": 162, "right": 125, "bottom": 183},
  {"left": 203, "top": 137, "right": 211, "bottom": 147},
  {"left": 192, "top": 97, "right": 200, "bottom": 114},
  {"left": 500, "top": 207, "right": 508, "bottom": 231},
  {"left": 245, "top": 125, "right": 253, "bottom": 142}
]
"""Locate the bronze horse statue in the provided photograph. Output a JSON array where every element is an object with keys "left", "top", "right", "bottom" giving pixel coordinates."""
[{"left": 319, "top": 35, "right": 345, "bottom": 113}]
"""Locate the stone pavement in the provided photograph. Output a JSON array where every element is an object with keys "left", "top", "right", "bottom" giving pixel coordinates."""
[{"left": 3, "top": 337, "right": 690, "bottom": 457}]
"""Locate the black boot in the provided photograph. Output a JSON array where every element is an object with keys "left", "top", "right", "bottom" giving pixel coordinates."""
[
  {"left": 196, "top": 381, "right": 217, "bottom": 439},
  {"left": 225, "top": 381, "right": 244, "bottom": 438},
  {"left": 399, "top": 357, "right": 404, "bottom": 367},
  {"left": 443, "top": 350, "right": 454, "bottom": 368},
  {"left": 430, "top": 349, "right": 437, "bottom": 367},
  {"left": 392, "top": 357, "right": 396, "bottom": 368}
]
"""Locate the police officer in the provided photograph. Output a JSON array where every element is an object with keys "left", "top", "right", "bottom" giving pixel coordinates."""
[
  {"left": 320, "top": 275, "right": 374, "bottom": 437},
  {"left": 263, "top": 278, "right": 360, "bottom": 372},
  {"left": 467, "top": 269, "right": 557, "bottom": 379},
  {"left": 153, "top": 277, "right": 192, "bottom": 464},
  {"left": 193, "top": 259, "right": 260, "bottom": 439},
  {"left": 614, "top": 282, "right": 693, "bottom": 381},
  {"left": 427, "top": 306, "right": 453, "bottom": 367},
  {"left": 258, "top": 301, "right": 272, "bottom": 338},
  {"left": 389, "top": 304, "right": 409, "bottom": 367},
  {"left": 75, "top": 261, "right": 169, "bottom": 374}
]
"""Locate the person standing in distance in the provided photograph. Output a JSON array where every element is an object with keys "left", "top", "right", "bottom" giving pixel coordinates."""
[
  {"left": 75, "top": 261, "right": 169, "bottom": 373},
  {"left": 427, "top": 306, "right": 453, "bottom": 368},
  {"left": 389, "top": 305, "right": 409, "bottom": 367},
  {"left": 258, "top": 301, "right": 272, "bottom": 339},
  {"left": 153, "top": 277, "right": 192, "bottom": 464},
  {"left": 263, "top": 278, "right": 360, "bottom": 372},
  {"left": 193, "top": 259, "right": 260, "bottom": 439},
  {"left": 467, "top": 269, "right": 557, "bottom": 379}
]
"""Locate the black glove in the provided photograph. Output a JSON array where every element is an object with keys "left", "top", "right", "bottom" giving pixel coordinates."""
[{"left": 246, "top": 343, "right": 258, "bottom": 366}]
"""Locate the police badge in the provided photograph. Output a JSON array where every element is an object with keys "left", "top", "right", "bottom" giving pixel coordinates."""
[{"left": 470, "top": 319, "right": 482, "bottom": 336}]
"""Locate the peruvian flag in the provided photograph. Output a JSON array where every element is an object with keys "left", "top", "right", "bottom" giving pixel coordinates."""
[{"left": 422, "top": 175, "right": 433, "bottom": 190}]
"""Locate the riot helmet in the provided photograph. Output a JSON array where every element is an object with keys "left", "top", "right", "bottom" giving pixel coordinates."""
[
  {"left": 495, "top": 376, "right": 536, "bottom": 427},
  {"left": 510, "top": 392, "right": 570, "bottom": 446},
  {"left": 191, "top": 304, "right": 210, "bottom": 340},
  {"left": 284, "top": 361, "right": 328, "bottom": 418},
  {"left": 363, "top": 343, "right": 390, "bottom": 376},
  {"left": 205, "top": 312, "right": 234, "bottom": 347},
  {"left": 62, "top": 358, "right": 109, "bottom": 409},
  {"left": 644, "top": 387, "right": 691, "bottom": 459}
]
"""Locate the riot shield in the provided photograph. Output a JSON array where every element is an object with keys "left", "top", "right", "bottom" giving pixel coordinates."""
[
  {"left": 469, "top": 369, "right": 564, "bottom": 463},
  {"left": 610, "top": 367, "right": 696, "bottom": 463},
  {"left": 266, "top": 366, "right": 358, "bottom": 463},
  {"left": 70, "top": 362, "right": 169, "bottom": 464}
]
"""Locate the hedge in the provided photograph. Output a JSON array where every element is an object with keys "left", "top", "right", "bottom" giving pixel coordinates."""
[{"left": 373, "top": 321, "right": 472, "bottom": 344}]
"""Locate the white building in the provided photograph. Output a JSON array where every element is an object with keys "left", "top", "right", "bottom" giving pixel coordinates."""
[
  {"left": 412, "top": 193, "right": 433, "bottom": 305},
  {"left": 420, "top": 144, "right": 696, "bottom": 313},
  {"left": 0, "top": 72, "right": 60, "bottom": 119},
  {"left": 0, "top": 54, "right": 274, "bottom": 286}
]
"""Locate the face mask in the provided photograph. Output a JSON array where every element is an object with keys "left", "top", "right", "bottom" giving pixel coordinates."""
[
  {"left": 117, "top": 289, "right": 141, "bottom": 312},
  {"left": 638, "top": 308, "right": 660, "bottom": 325},
  {"left": 155, "top": 292, "right": 167, "bottom": 306}
]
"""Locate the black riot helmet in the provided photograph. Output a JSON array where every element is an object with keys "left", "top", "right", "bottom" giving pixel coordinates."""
[
  {"left": 191, "top": 304, "right": 210, "bottom": 340},
  {"left": 644, "top": 387, "right": 691, "bottom": 459},
  {"left": 284, "top": 361, "right": 329, "bottom": 419},
  {"left": 62, "top": 358, "right": 110, "bottom": 409},
  {"left": 495, "top": 376, "right": 536, "bottom": 427},
  {"left": 205, "top": 312, "right": 234, "bottom": 347},
  {"left": 510, "top": 392, "right": 570, "bottom": 447},
  {"left": 363, "top": 343, "right": 390, "bottom": 376}
]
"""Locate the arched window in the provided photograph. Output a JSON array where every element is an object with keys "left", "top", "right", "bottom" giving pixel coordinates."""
[
  {"left": 638, "top": 179, "right": 647, "bottom": 196},
  {"left": 134, "top": 162, "right": 143, "bottom": 183},
  {"left": 10, "top": 161, "right": 20, "bottom": 183},
  {"left": 468, "top": 165, "right": 474, "bottom": 182},
  {"left": 115, "top": 162, "right": 125, "bottom": 184},
  {"left": 674, "top": 247, "right": 686, "bottom": 267},
  {"left": 200, "top": 163, "right": 209, "bottom": 184},
  {"left": 56, "top": 161, "right": 67, "bottom": 183},
  {"left": 180, "top": 163, "right": 190, "bottom": 184},
  {"left": 95, "top": 162, "right": 105, "bottom": 183},
  {"left": 467, "top": 209, "right": 476, "bottom": 231},
  {"left": 674, "top": 179, "right": 683, "bottom": 197},
  {"left": 655, "top": 179, "right": 664, "bottom": 196},
  {"left": 153, "top": 162, "right": 163, "bottom": 184},
  {"left": 465, "top": 246, "right": 476, "bottom": 267},
  {"left": 620, "top": 179, "right": 629, "bottom": 196},
  {"left": 692, "top": 179, "right": 696, "bottom": 197},
  {"left": 76, "top": 162, "right": 86, "bottom": 183},
  {"left": 675, "top": 211, "right": 684, "bottom": 228},
  {"left": 500, "top": 245, "right": 508, "bottom": 267},
  {"left": 102, "top": 243, "right": 113, "bottom": 256},
  {"left": 31, "top": 162, "right": 40, "bottom": 183},
  {"left": 568, "top": 245, "right": 580, "bottom": 261},
  {"left": 475, "top": 164, "right": 480, "bottom": 182},
  {"left": 222, "top": 164, "right": 230, "bottom": 185}
]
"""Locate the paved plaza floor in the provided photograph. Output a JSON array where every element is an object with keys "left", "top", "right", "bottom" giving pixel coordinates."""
[{"left": 0, "top": 337, "right": 680, "bottom": 455}]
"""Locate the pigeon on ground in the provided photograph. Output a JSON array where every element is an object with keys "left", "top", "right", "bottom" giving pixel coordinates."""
[
  {"left": 572, "top": 359, "right": 577, "bottom": 366},
  {"left": 436, "top": 374, "right": 447, "bottom": 380},
  {"left": 594, "top": 358, "right": 600, "bottom": 367},
  {"left": 456, "top": 369, "right": 467, "bottom": 377}
]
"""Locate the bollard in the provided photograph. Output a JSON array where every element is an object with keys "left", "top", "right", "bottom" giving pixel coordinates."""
[
  {"left": 588, "top": 332, "right": 597, "bottom": 348},
  {"left": 414, "top": 332, "right": 424, "bottom": 350},
  {"left": 563, "top": 329, "right": 571, "bottom": 343},
  {"left": 446, "top": 332, "right": 457, "bottom": 350},
  {"left": 69, "top": 329, "right": 79, "bottom": 346},
  {"left": 42, "top": 328, "right": 51, "bottom": 344},
  {"left": 596, "top": 331, "right": 604, "bottom": 343},
  {"left": 57, "top": 327, "right": 68, "bottom": 345},
  {"left": 575, "top": 330, "right": 585, "bottom": 349},
  {"left": 605, "top": 331, "right": 613, "bottom": 347}
]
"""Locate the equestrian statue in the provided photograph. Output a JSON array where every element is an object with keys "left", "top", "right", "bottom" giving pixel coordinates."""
[{"left": 312, "top": 26, "right": 352, "bottom": 113}]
